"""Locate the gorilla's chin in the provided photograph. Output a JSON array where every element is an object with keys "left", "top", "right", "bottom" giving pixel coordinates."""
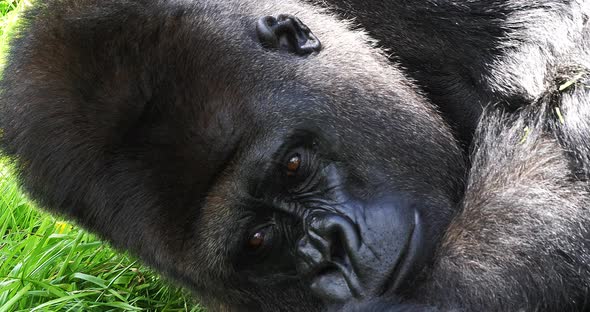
[{"left": 296, "top": 195, "right": 432, "bottom": 303}]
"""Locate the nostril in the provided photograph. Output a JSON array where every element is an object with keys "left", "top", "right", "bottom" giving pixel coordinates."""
[
  {"left": 296, "top": 212, "right": 364, "bottom": 302},
  {"left": 327, "top": 227, "right": 347, "bottom": 265},
  {"left": 305, "top": 212, "right": 360, "bottom": 265}
]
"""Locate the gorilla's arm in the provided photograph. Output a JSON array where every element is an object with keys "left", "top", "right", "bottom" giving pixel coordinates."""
[{"left": 416, "top": 85, "right": 590, "bottom": 311}]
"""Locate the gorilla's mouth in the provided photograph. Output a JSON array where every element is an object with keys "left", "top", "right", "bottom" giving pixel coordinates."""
[{"left": 296, "top": 205, "right": 423, "bottom": 303}]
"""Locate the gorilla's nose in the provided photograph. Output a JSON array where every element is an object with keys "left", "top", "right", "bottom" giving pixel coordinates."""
[
  {"left": 296, "top": 211, "right": 363, "bottom": 301},
  {"left": 295, "top": 197, "right": 424, "bottom": 304},
  {"left": 256, "top": 14, "right": 322, "bottom": 55},
  {"left": 298, "top": 212, "right": 360, "bottom": 269}
]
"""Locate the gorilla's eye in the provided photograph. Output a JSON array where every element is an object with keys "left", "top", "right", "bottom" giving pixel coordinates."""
[
  {"left": 248, "top": 231, "right": 265, "bottom": 250},
  {"left": 286, "top": 153, "right": 302, "bottom": 176},
  {"left": 246, "top": 226, "right": 273, "bottom": 252}
]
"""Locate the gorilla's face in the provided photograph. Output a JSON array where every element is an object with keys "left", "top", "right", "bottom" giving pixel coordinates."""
[
  {"left": 161, "top": 11, "right": 465, "bottom": 309},
  {"left": 0, "top": 1, "right": 464, "bottom": 310},
  {"left": 182, "top": 86, "right": 463, "bottom": 309},
  {"left": 206, "top": 86, "right": 464, "bottom": 306}
]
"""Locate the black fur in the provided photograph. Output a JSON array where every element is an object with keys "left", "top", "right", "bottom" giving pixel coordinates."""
[
  {"left": 308, "top": 0, "right": 589, "bottom": 145},
  {"left": 1, "top": 0, "right": 590, "bottom": 311}
]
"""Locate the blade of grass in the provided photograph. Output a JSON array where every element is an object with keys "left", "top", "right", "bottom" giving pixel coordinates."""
[{"left": 0, "top": 282, "right": 31, "bottom": 312}]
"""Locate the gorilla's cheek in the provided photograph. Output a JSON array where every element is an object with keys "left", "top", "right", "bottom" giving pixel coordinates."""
[{"left": 296, "top": 194, "right": 432, "bottom": 302}]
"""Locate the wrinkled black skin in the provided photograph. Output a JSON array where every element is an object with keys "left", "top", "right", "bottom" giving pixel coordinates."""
[
  {"left": 3, "top": 0, "right": 590, "bottom": 311},
  {"left": 0, "top": 0, "right": 464, "bottom": 311}
]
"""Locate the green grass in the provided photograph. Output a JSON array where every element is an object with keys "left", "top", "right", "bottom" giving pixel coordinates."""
[
  {"left": 0, "top": 0, "right": 28, "bottom": 69},
  {"left": 0, "top": 2, "right": 201, "bottom": 311}
]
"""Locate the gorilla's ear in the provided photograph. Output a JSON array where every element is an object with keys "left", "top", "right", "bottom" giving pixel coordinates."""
[{"left": 256, "top": 14, "right": 322, "bottom": 55}]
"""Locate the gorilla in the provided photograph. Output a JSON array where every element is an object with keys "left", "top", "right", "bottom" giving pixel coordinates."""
[{"left": 0, "top": 0, "right": 589, "bottom": 311}]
